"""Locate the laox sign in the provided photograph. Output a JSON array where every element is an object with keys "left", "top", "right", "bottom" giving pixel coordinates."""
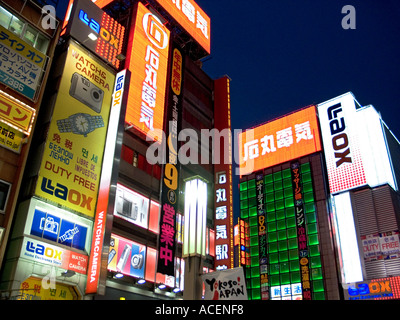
[
  {"left": 348, "top": 280, "right": 391, "bottom": 296},
  {"left": 327, "top": 103, "right": 352, "bottom": 167},
  {"left": 78, "top": 9, "right": 120, "bottom": 49}
]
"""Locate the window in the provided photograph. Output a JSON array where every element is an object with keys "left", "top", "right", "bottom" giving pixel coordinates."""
[
  {"left": 0, "top": 180, "right": 11, "bottom": 213},
  {"left": 121, "top": 144, "right": 162, "bottom": 180},
  {"left": 0, "top": 6, "right": 49, "bottom": 54},
  {"left": 240, "top": 163, "right": 325, "bottom": 300}
]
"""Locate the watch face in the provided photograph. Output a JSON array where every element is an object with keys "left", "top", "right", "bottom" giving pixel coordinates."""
[{"left": 74, "top": 114, "right": 89, "bottom": 133}]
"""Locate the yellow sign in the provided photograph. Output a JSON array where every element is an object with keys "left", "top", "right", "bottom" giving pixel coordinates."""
[
  {"left": 0, "top": 90, "right": 35, "bottom": 134},
  {"left": 35, "top": 41, "right": 115, "bottom": 218},
  {"left": 0, "top": 122, "right": 23, "bottom": 153},
  {"left": 18, "top": 277, "right": 79, "bottom": 300},
  {"left": 0, "top": 25, "right": 47, "bottom": 100}
]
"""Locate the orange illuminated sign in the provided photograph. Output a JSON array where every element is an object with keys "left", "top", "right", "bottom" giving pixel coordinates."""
[
  {"left": 63, "top": 0, "right": 125, "bottom": 69},
  {"left": 238, "top": 106, "right": 322, "bottom": 176},
  {"left": 125, "top": 2, "right": 170, "bottom": 142},
  {"left": 155, "top": 0, "right": 210, "bottom": 54},
  {"left": 0, "top": 90, "right": 35, "bottom": 135},
  {"left": 93, "top": 0, "right": 210, "bottom": 54}
]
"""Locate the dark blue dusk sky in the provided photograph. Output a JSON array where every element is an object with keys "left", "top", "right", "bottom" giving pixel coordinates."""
[
  {"left": 195, "top": 0, "right": 400, "bottom": 219},
  {"left": 198, "top": 0, "right": 400, "bottom": 135}
]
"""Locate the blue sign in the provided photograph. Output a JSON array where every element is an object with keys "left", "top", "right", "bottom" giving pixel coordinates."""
[{"left": 31, "top": 209, "right": 87, "bottom": 251}]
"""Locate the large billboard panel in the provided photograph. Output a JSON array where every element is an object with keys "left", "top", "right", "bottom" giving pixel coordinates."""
[
  {"left": 318, "top": 93, "right": 396, "bottom": 194},
  {"left": 317, "top": 93, "right": 367, "bottom": 194},
  {"left": 125, "top": 2, "right": 170, "bottom": 142},
  {"left": 214, "top": 77, "right": 234, "bottom": 270},
  {"left": 238, "top": 106, "right": 322, "bottom": 176},
  {"left": 34, "top": 41, "right": 115, "bottom": 218},
  {"left": 157, "top": 45, "right": 183, "bottom": 276},
  {"left": 155, "top": 0, "right": 210, "bottom": 54},
  {"left": 64, "top": 0, "right": 125, "bottom": 69},
  {"left": 93, "top": 0, "right": 210, "bottom": 54}
]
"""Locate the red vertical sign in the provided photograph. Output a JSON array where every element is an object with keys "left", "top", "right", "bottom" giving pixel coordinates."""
[{"left": 214, "top": 77, "right": 233, "bottom": 270}]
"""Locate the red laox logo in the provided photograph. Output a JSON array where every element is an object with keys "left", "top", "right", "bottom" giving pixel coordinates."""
[{"left": 142, "top": 13, "right": 169, "bottom": 49}]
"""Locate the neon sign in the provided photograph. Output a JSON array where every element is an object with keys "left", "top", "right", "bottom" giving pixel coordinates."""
[{"left": 78, "top": 9, "right": 120, "bottom": 50}]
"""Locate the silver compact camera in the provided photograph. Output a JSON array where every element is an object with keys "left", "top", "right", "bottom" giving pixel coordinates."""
[
  {"left": 69, "top": 72, "right": 104, "bottom": 113},
  {"left": 131, "top": 253, "right": 143, "bottom": 269}
]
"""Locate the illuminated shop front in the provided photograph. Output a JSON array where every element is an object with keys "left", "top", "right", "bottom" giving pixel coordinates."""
[
  {"left": 238, "top": 92, "right": 400, "bottom": 300},
  {"left": 238, "top": 106, "right": 341, "bottom": 300}
]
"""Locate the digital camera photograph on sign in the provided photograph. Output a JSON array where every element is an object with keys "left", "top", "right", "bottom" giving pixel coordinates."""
[{"left": 69, "top": 72, "right": 104, "bottom": 113}]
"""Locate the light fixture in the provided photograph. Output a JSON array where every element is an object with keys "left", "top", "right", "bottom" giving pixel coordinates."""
[
  {"left": 158, "top": 284, "right": 166, "bottom": 290},
  {"left": 88, "top": 32, "right": 98, "bottom": 41},
  {"left": 114, "top": 273, "right": 124, "bottom": 279},
  {"left": 60, "top": 270, "right": 76, "bottom": 278},
  {"left": 137, "top": 279, "right": 146, "bottom": 285},
  {"left": 116, "top": 53, "right": 126, "bottom": 61},
  {"left": 173, "top": 288, "right": 181, "bottom": 293},
  {"left": 183, "top": 177, "right": 208, "bottom": 258}
]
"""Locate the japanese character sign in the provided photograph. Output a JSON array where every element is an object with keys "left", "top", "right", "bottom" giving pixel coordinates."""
[
  {"left": 0, "top": 25, "right": 46, "bottom": 100},
  {"left": 291, "top": 161, "right": 312, "bottom": 300},
  {"left": 239, "top": 106, "right": 321, "bottom": 176},
  {"left": 158, "top": 0, "right": 211, "bottom": 53},
  {"left": 0, "top": 90, "right": 35, "bottom": 135}
]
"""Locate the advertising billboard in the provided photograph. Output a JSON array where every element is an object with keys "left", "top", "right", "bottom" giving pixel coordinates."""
[
  {"left": 154, "top": 0, "right": 211, "bottom": 54},
  {"left": 18, "top": 277, "right": 80, "bottom": 300},
  {"left": 115, "top": 183, "right": 149, "bottom": 229},
  {"left": 318, "top": 93, "right": 396, "bottom": 194},
  {"left": 107, "top": 234, "right": 146, "bottom": 279},
  {"left": 317, "top": 93, "right": 367, "bottom": 194},
  {"left": 63, "top": 0, "right": 125, "bottom": 69},
  {"left": 344, "top": 276, "right": 400, "bottom": 300},
  {"left": 213, "top": 77, "right": 234, "bottom": 270},
  {"left": 291, "top": 161, "right": 312, "bottom": 300},
  {"left": 157, "top": 45, "right": 183, "bottom": 276},
  {"left": 0, "top": 25, "right": 47, "bottom": 100},
  {"left": 21, "top": 237, "right": 88, "bottom": 275},
  {"left": 0, "top": 122, "right": 24, "bottom": 153},
  {"left": 85, "top": 69, "right": 128, "bottom": 294},
  {"left": 22, "top": 198, "right": 92, "bottom": 253},
  {"left": 238, "top": 106, "right": 322, "bottom": 176},
  {"left": 202, "top": 268, "right": 248, "bottom": 300},
  {"left": 255, "top": 173, "right": 268, "bottom": 299},
  {"left": 125, "top": 2, "right": 170, "bottom": 142},
  {"left": 0, "top": 90, "right": 35, "bottom": 136},
  {"left": 34, "top": 41, "right": 115, "bottom": 218},
  {"left": 362, "top": 231, "right": 400, "bottom": 261},
  {"left": 93, "top": 0, "right": 210, "bottom": 54}
]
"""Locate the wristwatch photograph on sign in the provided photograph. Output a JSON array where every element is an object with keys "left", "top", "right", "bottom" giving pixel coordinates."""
[{"left": 57, "top": 113, "right": 104, "bottom": 137}]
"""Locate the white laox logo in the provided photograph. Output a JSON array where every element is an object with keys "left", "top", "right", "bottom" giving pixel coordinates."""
[
  {"left": 59, "top": 227, "right": 79, "bottom": 243},
  {"left": 142, "top": 13, "right": 169, "bottom": 49},
  {"left": 40, "top": 217, "right": 59, "bottom": 234}
]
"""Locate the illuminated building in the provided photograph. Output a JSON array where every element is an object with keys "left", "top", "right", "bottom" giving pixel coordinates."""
[
  {"left": 318, "top": 92, "right": 400, "bottom": 300},
  {"left": 0, "top": 0, "right": 232, "bottom": 300},
  {"left": 238, "top": 92, "right": 400, "bottom": 300},
  {"left": 0, "top": 0, "right": 63, "bottom": 298}
]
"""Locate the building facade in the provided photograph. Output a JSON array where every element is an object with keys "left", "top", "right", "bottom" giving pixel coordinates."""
[
  {"left": 0, "top": 0, "right": 62, "bottom": 293},
  {"left": 0, "top": 0, "right": 233, "bottom": 300},
  {"left": 238, "top": 93, "right": 400, "bottom": 300}
]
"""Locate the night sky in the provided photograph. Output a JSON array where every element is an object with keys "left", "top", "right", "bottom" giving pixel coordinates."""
[
  {"left": 198, "top": 0, "right": 400, "bottom": 134},
  {"left": 195, "top": 0, "right": 400, "bottom": 219}
]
